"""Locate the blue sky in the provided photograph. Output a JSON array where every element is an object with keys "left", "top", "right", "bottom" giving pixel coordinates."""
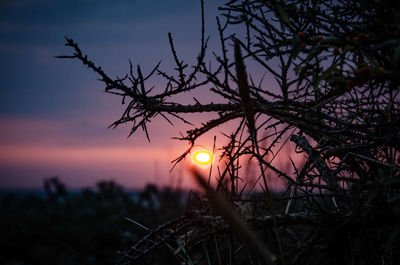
[{"left": 1, "top": 0, "right": 218, "bottom": 117}]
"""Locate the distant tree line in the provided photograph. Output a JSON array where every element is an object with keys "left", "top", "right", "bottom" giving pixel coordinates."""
[{"left": 0, "top": 178, "right": 184, "bottom": 265}]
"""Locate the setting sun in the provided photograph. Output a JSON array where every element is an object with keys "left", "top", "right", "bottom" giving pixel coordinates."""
[{"left": 193, "top": 150, "right": 212, "bottom": 165}]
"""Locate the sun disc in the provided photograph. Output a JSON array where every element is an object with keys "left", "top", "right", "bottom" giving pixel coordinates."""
[{"left": 193, "top": 151, "right": 212, "bottom": 165}]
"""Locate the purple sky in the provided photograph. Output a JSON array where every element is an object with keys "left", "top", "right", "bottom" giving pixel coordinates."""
[
  {"left": 0, "top": 0, "right": 227, "bottom": 189},
  {"left": 0, "top": 0, "right": 294, "bottom": 191}
]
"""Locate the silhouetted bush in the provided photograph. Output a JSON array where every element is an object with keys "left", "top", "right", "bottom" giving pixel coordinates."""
[{"left": 59, "top": 0, "right": 400, "bottom": 264}]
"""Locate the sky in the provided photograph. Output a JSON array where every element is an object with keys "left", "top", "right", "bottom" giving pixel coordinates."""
[{"left": 0, "top": 0, "right": 227, "bottom": 189}]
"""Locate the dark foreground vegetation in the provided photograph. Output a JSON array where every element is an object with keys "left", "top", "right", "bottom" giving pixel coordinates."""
[
  {"left": 3, "top": 178, "right": 399, "bottom": 265},
  {"left": 0, "top": 178, "right": 185, "bottom": 265}
]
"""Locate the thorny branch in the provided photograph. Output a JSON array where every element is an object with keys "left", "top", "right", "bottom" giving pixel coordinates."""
[{"left": 60, "top": 0, "right": 400, "bottom": 264}]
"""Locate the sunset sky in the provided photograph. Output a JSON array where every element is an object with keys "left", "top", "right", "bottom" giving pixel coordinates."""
[{"left": 0, "top": 0, "right": 229, "bottom": 189}]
